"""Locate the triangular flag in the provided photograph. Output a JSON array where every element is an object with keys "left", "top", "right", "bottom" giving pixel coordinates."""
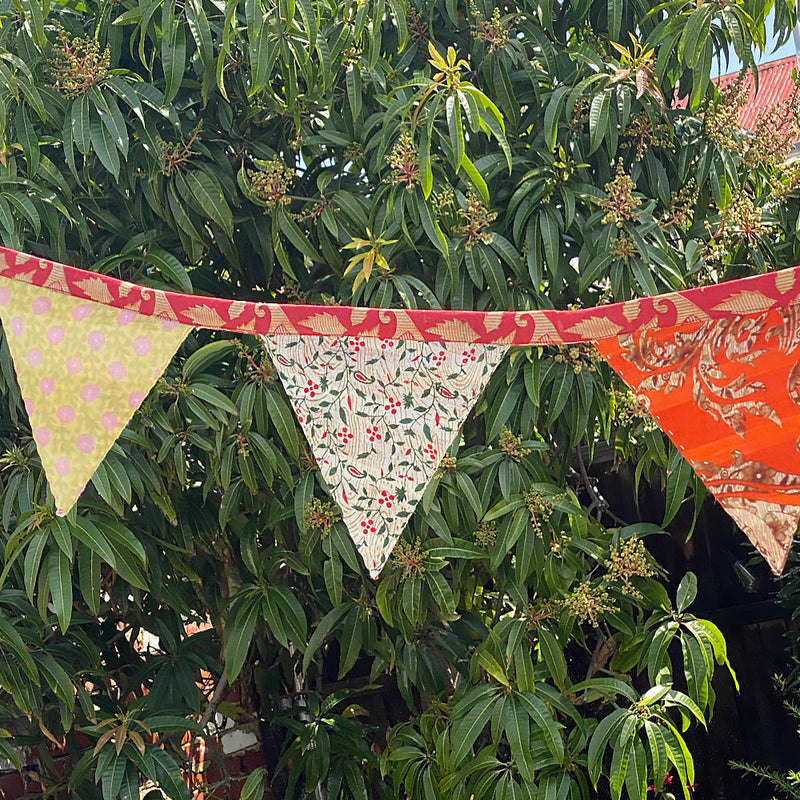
[
  {"left": 0, "top": 275, "right": 191, "bottom": 514},
  {"left": 596, "top": 310, "right": 800, "bottom": 575},
  {"left": 262, "top": 334, "right": 509, "bottom": 578}
]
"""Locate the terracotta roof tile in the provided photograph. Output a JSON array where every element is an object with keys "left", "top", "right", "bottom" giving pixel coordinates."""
[{"left": 717, "top": 55, "right": 799, "bottom": 131}]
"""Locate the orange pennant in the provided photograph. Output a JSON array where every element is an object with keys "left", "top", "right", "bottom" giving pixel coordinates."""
[{"left": 597, "top": 309, "right": 800, "bottom": 574}]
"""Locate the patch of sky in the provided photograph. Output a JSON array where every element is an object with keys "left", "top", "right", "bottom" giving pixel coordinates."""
[{"left": 711, "top": 8, "right": 799, "bottom": 77}]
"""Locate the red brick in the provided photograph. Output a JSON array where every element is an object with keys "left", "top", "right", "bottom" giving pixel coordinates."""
[
  {"left": 202, "top": 759, "right": 224, "bottom": 785},
  {"left": 0, "top": 772, "right": 24, "bottom": 798},
  {"left": 225, "top": 756, "right": 242, "bottom": 777},
  {"left": 240, "top": 749, "right": 265, "bottom": 773}
]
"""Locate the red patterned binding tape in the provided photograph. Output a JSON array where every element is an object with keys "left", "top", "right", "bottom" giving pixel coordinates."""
[{"left": 2, "top": 246, "right": 800, "bottom": 344}]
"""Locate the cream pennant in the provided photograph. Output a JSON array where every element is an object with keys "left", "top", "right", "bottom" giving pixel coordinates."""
[
  {"left": 262, "top": 334, "right": 509, "bottom": 578},
  {"left": 0, "top": 276, "right": 191, "bottom": 514}
]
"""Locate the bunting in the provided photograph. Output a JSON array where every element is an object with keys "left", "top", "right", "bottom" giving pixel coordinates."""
[
  {"left": 596, "top": 305, "right": 800, "bottom": 575},
  {"left": 0, "top": 274, "right": 190, "bottom": 514},
  {"left": 2, "top": 245, "right": 800, "bottom": 575},
  {"left": 262, "top": 335, "right": 508, "bottom": 577}
]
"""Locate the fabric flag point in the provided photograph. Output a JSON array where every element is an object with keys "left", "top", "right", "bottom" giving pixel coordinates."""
[
  {"left": 0, "top": 275, "right": 191, "bottom": 515},
  {"left": 596, "top": 309, "right": 800, "bottom": 575},
  {"left": 262, "top": 334, "right": 509, "bottom": 578}
]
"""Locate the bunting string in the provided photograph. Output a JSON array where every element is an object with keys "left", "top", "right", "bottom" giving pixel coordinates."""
[
  {"left": 3, "top": 246, "right": 800, "bottom": 344},
  {"left": 2, "top": 246, "right": 800, "bottom": 575}
]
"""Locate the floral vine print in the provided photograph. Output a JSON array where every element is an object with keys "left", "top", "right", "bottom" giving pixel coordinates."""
[{"left": 262, "top": 335, "right": 509, "bottom": 578}]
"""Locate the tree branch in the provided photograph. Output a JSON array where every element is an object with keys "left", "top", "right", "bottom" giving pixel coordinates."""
[{"left": 199, "top": 674, "right": 229, "bottom": 731}]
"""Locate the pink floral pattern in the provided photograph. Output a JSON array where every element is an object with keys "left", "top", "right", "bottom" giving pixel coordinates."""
[{"left": 262, "top": 335, "right": 509, "bottom": 578}]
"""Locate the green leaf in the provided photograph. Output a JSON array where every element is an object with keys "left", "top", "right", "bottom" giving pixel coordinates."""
[
  {"left": 646, "top": 620, "right": 678, "bottom": 683},
  {"left": 119, "top": 763, "right": 139, "bottom": 800},
  {"left": 625, "top": 739, "right": 647, "bottom": 800},
  {"left": 588, "top": 90, "right": 610, "bottom": 154},
  {"left": 402, "top": 575, "right": 424, "bottom": 628},
  {"left": 538, "top": 627, "right": 568, "bottom": 690},
  {"left": 544, "top": 86, "right": 568, "bottom": 151},
  {"left": 455, "top": 471, "right": 483, "bottom": 518},
  {"left": 105, "top": 77, "right": 145, "bottom": 124},
  {"left": 23, "top": 531, "right": 47, "bottom": 603},
  {"left": 426, "top": 570, "right": 456, "bottom": 617},
  {"left": 102, "top": 754, "right": 127, "bottom": 800},
  {"left": 503, "top": 697, "right": 533, "bottom": 781},
  {"left": 71, "top": 96, "right": 92, "bottom": 155},
  {"left": 607, "top": 0, "right": 622, "bottom": 39},
  {"left": 587, "top": 707, "right": 627, "bottom": 786},
  {"left": 0, "top": 614, "right": 37, "bottom": 681},
  {"left": 346, "top": 66, "right": 362, "bottom": 122},
  {"left": 518, "top": 691, "right": 563, "bottom": 763},
  {"left": 78, "top": 545, "right": 101, "bottom": 616},
  {"left": 90, "top": 114, "right": 121, "bottom": 178},
  {"left": 663, "top": 450, "right": 692, "bottom": 526},
  {"left": 185, "top": 0, "right": 214, "bottom": 66},
  {"left": 72, "top": 518, "right": 117, "bottom": 568},
  {"left": 240, "top": 767, "right": 267, "bottom": 800},
  {"left": 92, "top": 89, "right": 129, "bottom": 158},
  {"left": 416, "top": 190, "right": 449, "bottom": 257},
  {"left": 338, "top": 606, "right": 363, "bottom": 678},
  {"left": 461, "top": 155, "right": 489, "bottom": 204},
  {"left": 418, "top": 121, "right": 433, "bottom": 199},
  {"left": 5, "top": 192, "right": 40, "bottom": 235},
  {"left": 48, "top": 548, "right": 73, "bottom": 632},
  {"left": 95, "top": 520, "right": 147, "bottom": 566},
  {"left": 296, "top": 0, "right": 317, "bottom": 49},
  {"left": 277, "top": 206, "right": 322, "bottom": 261},
  {"left": 162, "top": 15, "right": 187, "bottom": 105},
  {"left": 323, "top": 555, "right": 343, "bottom": 607},
  {"left": 446, "top": 94, "right": 465, "bottom": 169},
  {"left": 545, "top": 364, "right": 574, "bottom": 427},
  {"left": 475, "top": 648, "right": 509, "bottom": 686},
  {"left": 539, "top": 208, "right": 560, "bottom": 271},
  {"left": 264, "top": 387, "right": 300, "bottom": 459},
  {"left": 149, "top": 748, "right": 190, "bottom": 800},
  {"left": 20, "top": 0, "right": 46, "bottom": 47},
  {"left": 32, "top": 651, "right": 74, "bottom": 711},
  {"left": 679, "top": 5, "right": 713, "bottom": 69},
  {"left": 269, "top": 584, "right": 308, "bottom": 647},
  {"left": 691, "top": 618, "right": 738, "bottom": 689},
  {"left": 223, "top": 591, "right": 261, "bottom": 680},
  {"left": 15, "top": 104, "right": 39, "bottom": 175},
  {"left": 50, "top": 517, "right": 73, "bottom": 558},
  {"left": 304, "top": 604, "right": 348, "bottom": 674},
  {"left": 663, "top": 688, "right": 706, "bottom": 728},
  {"left": 184, "top": 170, "right": 233, "bottom": 235},
  {"left": 450, "top": 690, "right": 497, "bottom": 764},
  {"left": 487, "top": 380, "right": 523, "bottom": 441},
  {"left": 190, "top": 382, "right": 238, "bottom": 415},
  {"left": 681, "top": 633, "right": 707, "bottom": 709},
  {"left": 645, "top": 720, "right": 669, "bottom": 789},
  {"left": 426, "top": 539, "right": 484, "bottom": 559},
  {"left": 183, "top": 340, "right": 235, "bottom": 380},
  {"left": 569, "top": 677, "right": 638, "bottom": 702},
  {"left": 144, "top": 249, "right": 193, "bottom": 292},
  {"left": 146, "top": 715, "right": 203, "bottom": 734},
  {"left": 676, "top": 572, "right": 697, "bottom": 613}
]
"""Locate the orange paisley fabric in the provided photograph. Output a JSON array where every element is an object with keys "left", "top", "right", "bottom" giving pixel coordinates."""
[{"left": 597, "top": 306, "right": 800, "bottom": 574}]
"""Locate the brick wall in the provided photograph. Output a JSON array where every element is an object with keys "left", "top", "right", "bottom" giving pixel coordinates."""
[{"left": 0, "top": 722, "right": 273, "bottom": 800}]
